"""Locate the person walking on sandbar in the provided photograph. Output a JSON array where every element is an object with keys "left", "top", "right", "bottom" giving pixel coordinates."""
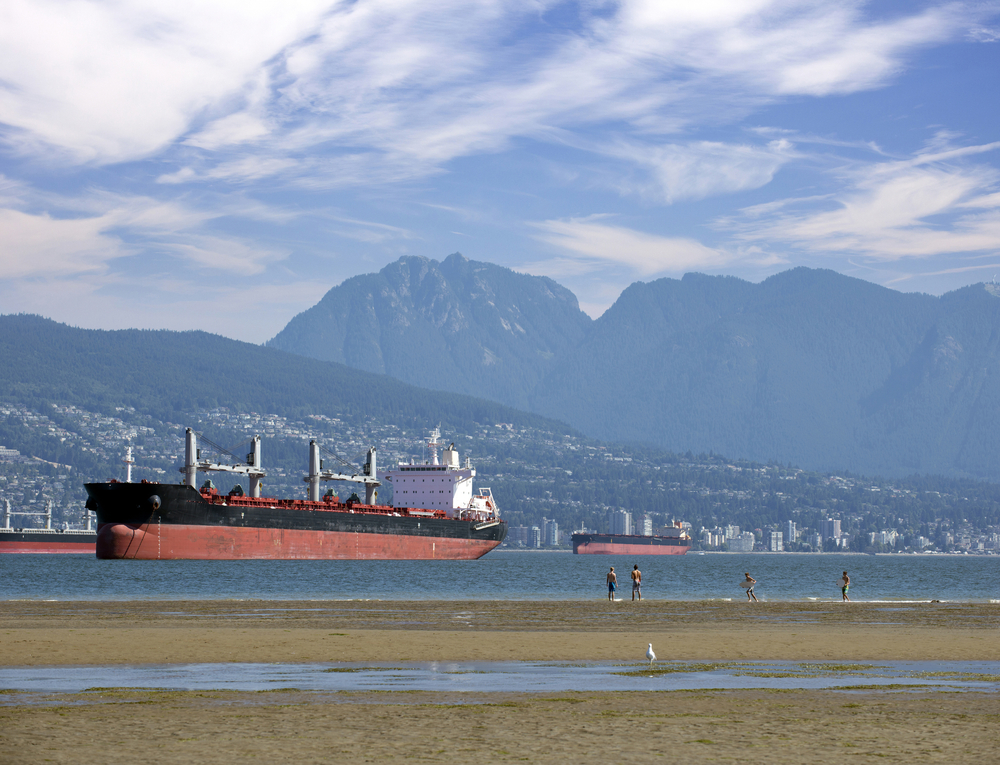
[
  {"left": 743, "top": 572, "right": 757, "bottom": 602},
  {"left": 631, "top": 564, "right": 642, "bottom": 601},
  {"left": 841, "top": 571, "right": 851, "bottom": 602},
  {"left": 607, "top": 567, "right": 617, "bottom": 601}
]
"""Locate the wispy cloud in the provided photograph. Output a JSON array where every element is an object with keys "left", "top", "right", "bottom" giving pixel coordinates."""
[
  {"left": 1, "top": 1, "right": 984, "bottom": 186},
  {"left": 603, "top": 138, "right": 797, "bottom": 204},
  {"left": 0, "top": 194, "right": 289, "bottom": 279},
  {"left": 727, "top": 137, "right": 1000, "bottom": 261},
  {"left": 531, "top": 216, "right": 732, "bottom": 275}
]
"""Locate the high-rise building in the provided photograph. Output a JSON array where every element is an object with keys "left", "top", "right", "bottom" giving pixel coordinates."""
[
  {"left": 821, "top": 519, "right": 841, "bottom": 539},
  {"left": 529, "top": 526, "right": 541, "bottom": 548},
  {"left": 728, "top": 532, "right": 755, "bottom": 552},
  {"left": 641, "top": 517, "right": 653, "bottom": 536},
  {"left": 768, "top": 530, "right": 783, "bottom": 552},
  {"left": 508, "top": 526, "right": 529, "bottom": 546},
  {"left": 608, "top": 509, "right": 632, "bottom": 536},
  {"left": 543, "top": 518, "right": 559, "bottom": 546},
  {"left": 786, "top": 520, "right": 797, "bottom": 543}
]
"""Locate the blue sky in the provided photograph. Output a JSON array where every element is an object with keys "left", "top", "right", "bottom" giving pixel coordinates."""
[{"left": 1, "top": 0, "right": 998, "bottom": 342}]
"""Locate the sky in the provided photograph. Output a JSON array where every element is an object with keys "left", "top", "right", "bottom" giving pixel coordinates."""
[{"left": 1, "top": 0, "right": 999, "bottom": 343}]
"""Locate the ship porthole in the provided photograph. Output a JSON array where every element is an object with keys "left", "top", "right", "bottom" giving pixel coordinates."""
[{"left": 149, "top": 495, "right": 161, "bottom": 511}]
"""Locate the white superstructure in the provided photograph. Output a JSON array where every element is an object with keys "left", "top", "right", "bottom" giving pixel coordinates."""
[{"left": 380, "top": 428, "right": 499, "bottom": 522}]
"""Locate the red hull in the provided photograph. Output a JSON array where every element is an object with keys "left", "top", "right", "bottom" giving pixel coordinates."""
[
  {"left": 0, "top": 541, "right": 95, "bottom": 554},
  {"left": 574, "top": 541, "right": 689, "bottom": 555},
  {"left": 97, "top": 522, "right": 501, "bottom": 560}
]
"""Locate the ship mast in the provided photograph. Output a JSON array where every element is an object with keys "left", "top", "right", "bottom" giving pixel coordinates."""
[
  {"left": 123, "top": 444, "right": 134, "bottom": 483},
  {"left": 181, "top": 428, "right": 266, "bottom": 498},
  {"left": 427, "top": 426, "right": 442, "bottom": 465},
  {"left": 305, "top": 441, "right": 380, "bottom": 503}
]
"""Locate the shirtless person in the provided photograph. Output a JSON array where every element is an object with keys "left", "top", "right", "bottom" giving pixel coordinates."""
[
  {"left": 743, "top": 572, "right": 758, "bottom": 602},
  {"left": 607, "top": 567, "right": 617, "bottom": 601},
  {"left": 842, "top": 571, "right": 851, "bottom": 601},
  {"left": 631, "top": 564, "right": 642, "bottom": 601}
]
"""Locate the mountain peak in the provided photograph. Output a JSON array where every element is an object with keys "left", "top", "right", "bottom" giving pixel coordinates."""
[{"left": 267, "top": 253, "right": 592, "bottom": 409}]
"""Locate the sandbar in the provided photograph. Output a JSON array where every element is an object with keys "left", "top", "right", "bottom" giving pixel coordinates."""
[{"left": 1, "top": 599, "right": 998, "bottom": 665}]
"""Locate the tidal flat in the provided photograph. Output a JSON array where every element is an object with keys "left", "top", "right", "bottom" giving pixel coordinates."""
[{"left": 2, "top": 600, "right": 998, "bottom": 763}]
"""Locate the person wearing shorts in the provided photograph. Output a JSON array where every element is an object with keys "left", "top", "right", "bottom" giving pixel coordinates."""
[
  {"left": 842, "top": 571, "right": 850, "bottom": 601},
  {"left": 743, "top": 572, "right": 757, "bottom": 602},
  {"left": 607, "top": 567, "right": 617, "bottom": 601},
  {"left": 631, "top": 564, "right": 642, "bottom": 601}
]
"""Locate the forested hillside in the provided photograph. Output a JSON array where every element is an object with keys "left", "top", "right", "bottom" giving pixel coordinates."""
[{"left": 0, "top": 314, "right": 563, "bottom": 433}]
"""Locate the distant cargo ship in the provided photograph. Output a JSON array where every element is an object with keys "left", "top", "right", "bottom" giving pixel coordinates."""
[
  {"left": 0, "top": 500, "right": 96, "bottom": 554},
  {"left": 572, "top": 524, "right": 691, "bottom": 555},
  {"left": 0, "top": 528, "right": 97, "bottom": 554},
  {"left": 85, "top": 427, "right": 506, "bottom": 560}
]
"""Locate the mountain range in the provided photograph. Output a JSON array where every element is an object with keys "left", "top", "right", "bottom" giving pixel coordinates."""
[
  {"left": 269, "top": 253, "right": 590, "bottom": 410},
  {"left": 269, "top": 255, "right": 1000, "bottom": 481}
]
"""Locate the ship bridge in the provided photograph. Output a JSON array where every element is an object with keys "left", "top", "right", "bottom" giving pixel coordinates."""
[{"left": 380, "top": 428, "right": 496, "bottom": 521}]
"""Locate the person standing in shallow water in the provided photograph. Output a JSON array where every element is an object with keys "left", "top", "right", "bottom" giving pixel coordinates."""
[
  {"left": 607, "top": 567, "right": 617, "bottom": 601},
  {"left": 842, "top": 571, "right": 851, "bottom": 602},
  {"left": 631, "top": 564, "right": 642, "bottom": 601},
  {"left": 743, "top": 572, "right": 757, "bottom": 602}
]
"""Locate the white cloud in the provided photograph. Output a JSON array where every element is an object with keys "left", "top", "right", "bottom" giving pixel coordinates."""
[
  {"left": 968, "top": 26, "right": 1000, "bottom": 42},
  {"left": 730, "top": 140, "right": 1000, "bottom": 260},
  {"left": 531, "top": 216, "right": 732, "bottom": 275},
  {"left": 0, "top": 208, "right": 126, "bottom": 279},
  {"left": 606, "top": 139, "right": 796, "bottom": 203},
  {"left": 1, "top": 0, "right": 983, "bottom": 184},
  {"left": 0, "top": 0, "right": 330, "bottom": 163},
  {"left": 0, "top": 195, "right": 288, "bottom": 279}
]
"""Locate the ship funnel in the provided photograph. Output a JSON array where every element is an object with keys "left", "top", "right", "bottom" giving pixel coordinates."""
[{"left": 2, "top": 499, "right": 10, "bottom": 530}]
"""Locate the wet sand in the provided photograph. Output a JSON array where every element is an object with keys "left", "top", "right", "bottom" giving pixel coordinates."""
[
  {"left": 2, "top": 688, "right": 998, "bottom": 764},
  {"left": 2, "top": 600, "right": 998, "bottom": 763},
  {"left": 1, "top": 599, "right": 998, "bottom": 665}
]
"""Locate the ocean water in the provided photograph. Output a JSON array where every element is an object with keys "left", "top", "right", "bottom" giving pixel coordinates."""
[{"left": 2, "top": 550, "right": 999, "bottom": 602}]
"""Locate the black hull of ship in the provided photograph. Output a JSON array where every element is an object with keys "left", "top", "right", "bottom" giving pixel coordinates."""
[{"left": 85, "top": 482, "right": 506, "bottom": 560}]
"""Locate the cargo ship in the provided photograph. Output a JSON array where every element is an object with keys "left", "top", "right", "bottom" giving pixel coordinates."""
[
  {"left": 0, "top": 499, "right": 96, "bottom": 554},
  {"left": 85, "top": 427, "right": 506, "bottom": 560},
  {"left": 572, "top": 523, "right": 691, "bottom": 555}
]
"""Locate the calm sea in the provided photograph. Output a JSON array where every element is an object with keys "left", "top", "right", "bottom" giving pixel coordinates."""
[{"left": 2, "top": 551, "right": 999, "bottom": 602}]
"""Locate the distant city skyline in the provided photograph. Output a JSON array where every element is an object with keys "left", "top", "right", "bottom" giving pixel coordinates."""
[{"left": 1, "top": 1, "right": 998, "bottom": 342}]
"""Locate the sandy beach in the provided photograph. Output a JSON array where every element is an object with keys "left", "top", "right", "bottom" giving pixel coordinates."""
[
  {"left": 2, "top": 600, "right": 998, "bottom": 763},
  {"left": 1, "top": 599, "right": 998, "bottom": 665}
]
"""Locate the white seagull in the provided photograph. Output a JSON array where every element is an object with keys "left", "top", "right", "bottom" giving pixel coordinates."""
[{"left": 646, "top": 643, "right": 656, "bottom": 665}]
